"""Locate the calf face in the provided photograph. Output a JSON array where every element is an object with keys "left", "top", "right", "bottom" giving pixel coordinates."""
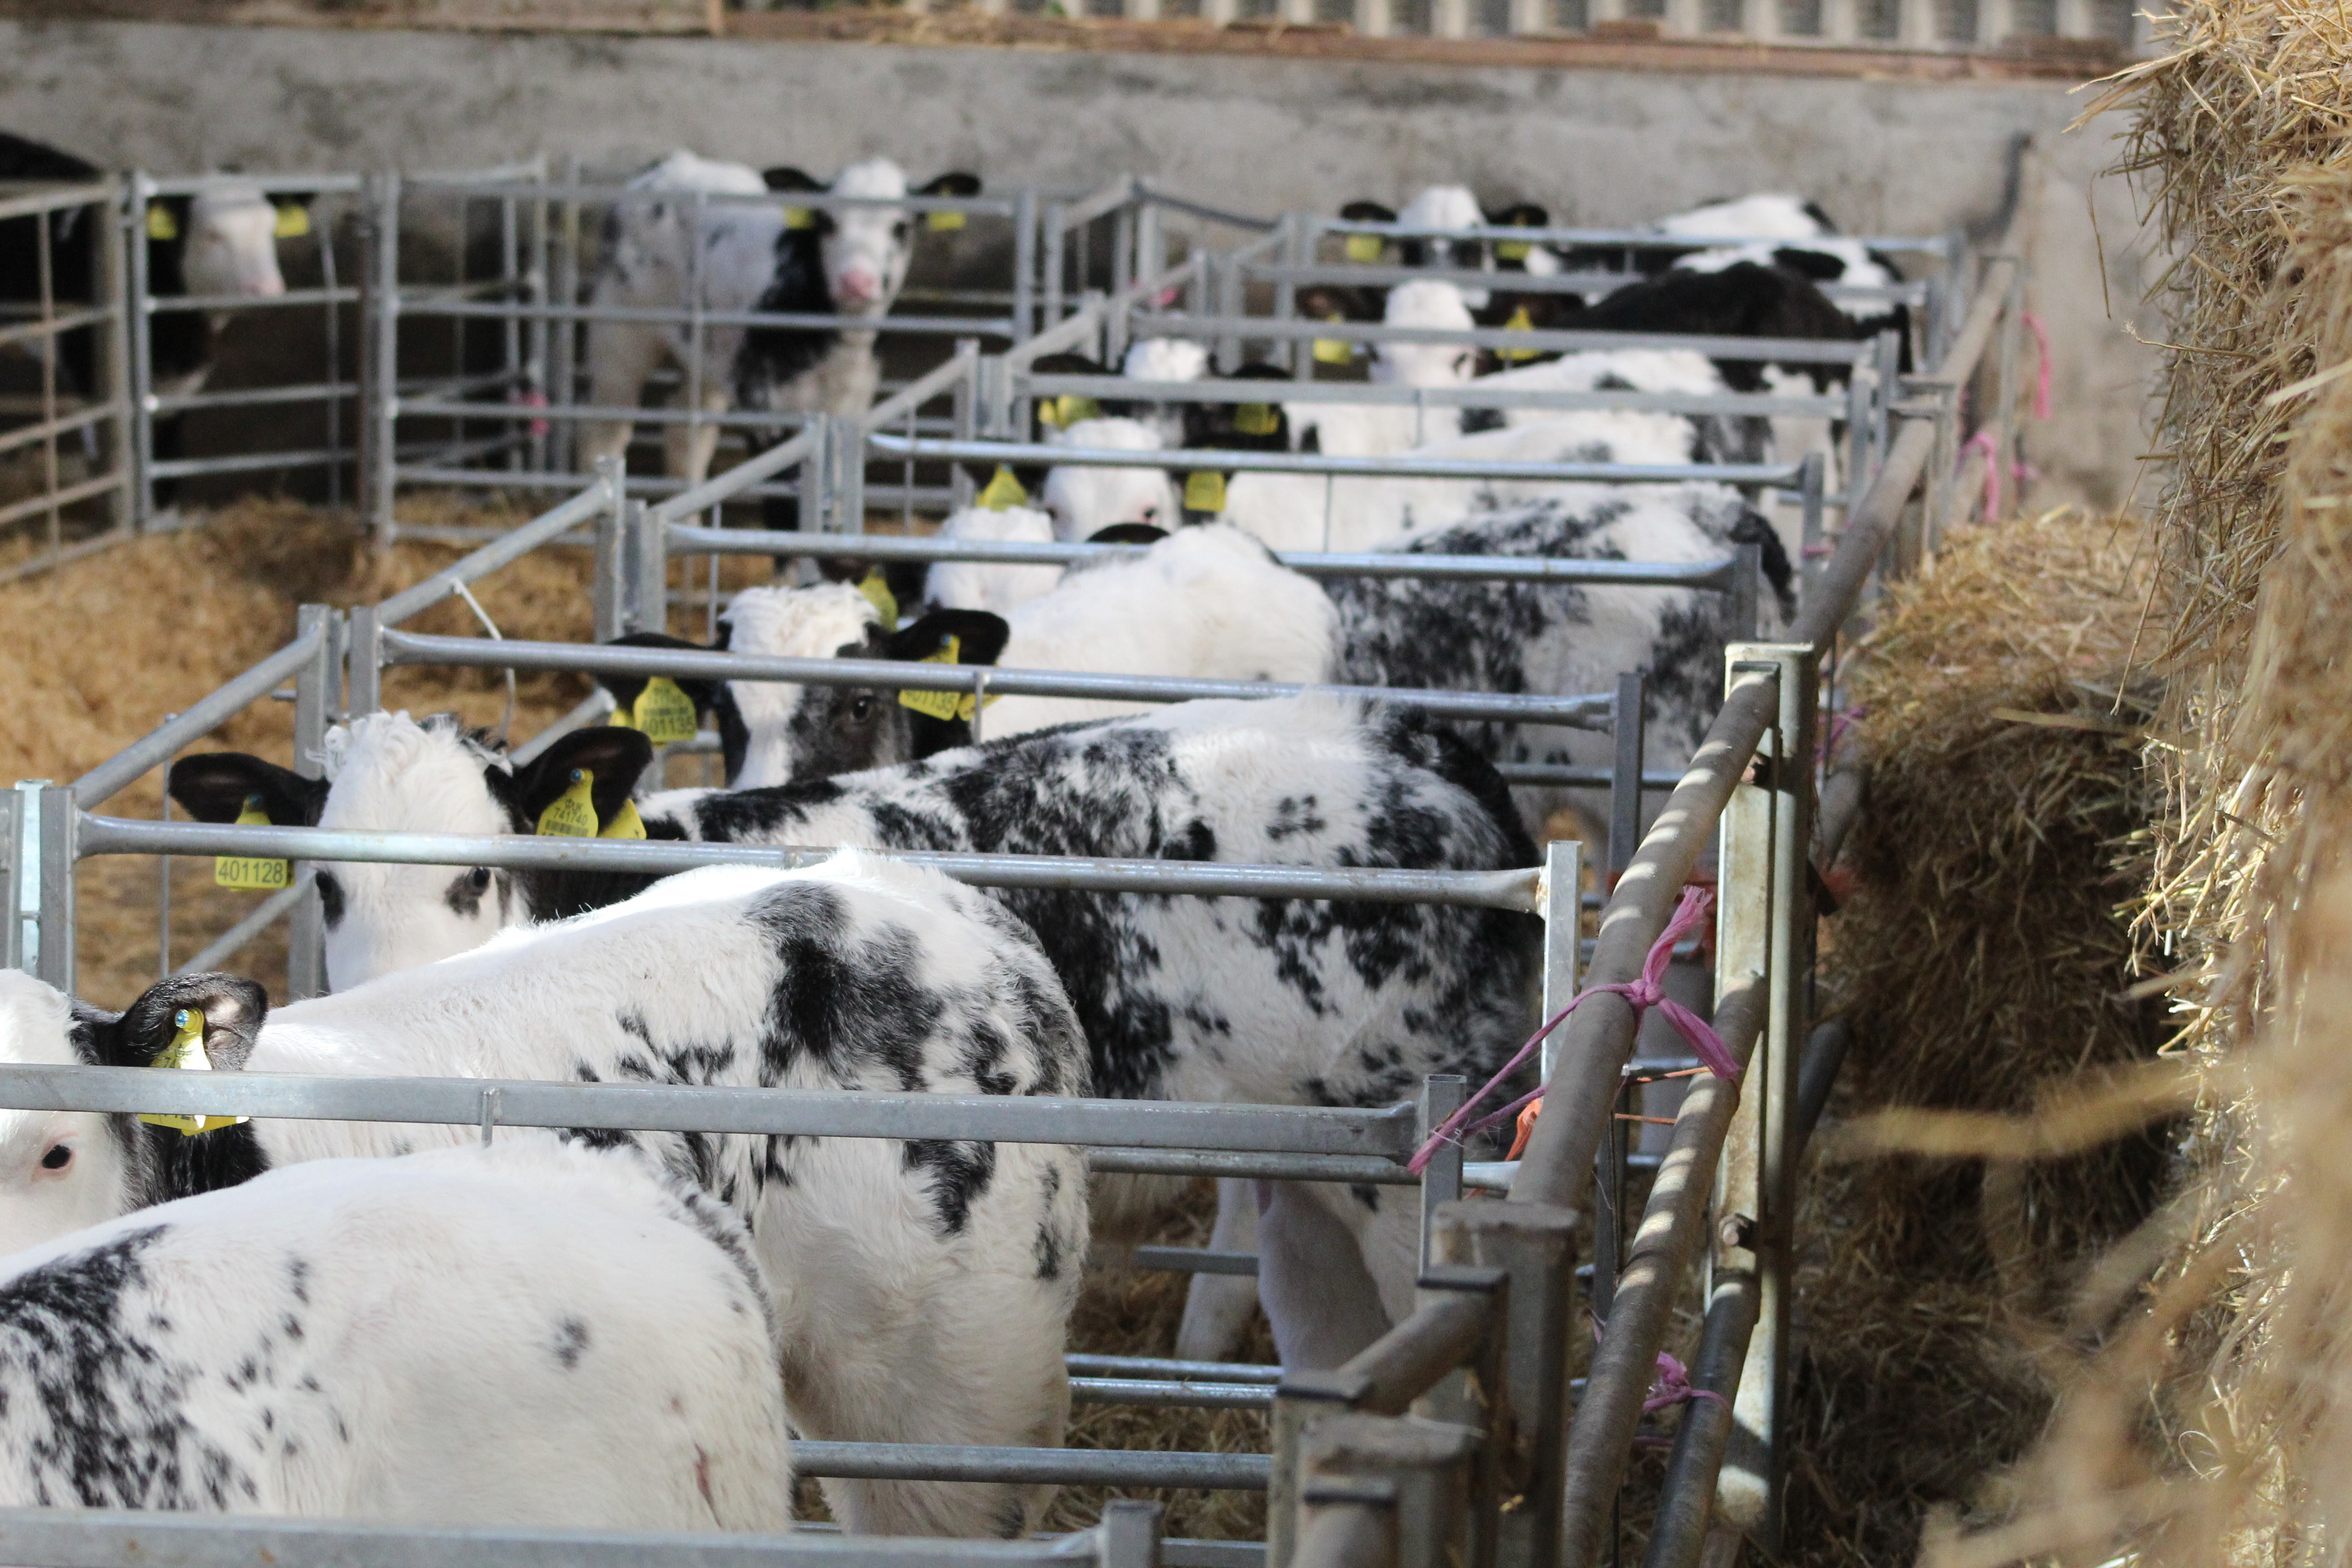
[{"left": 764, "top": 159, "right": 980, "bottom": 318}]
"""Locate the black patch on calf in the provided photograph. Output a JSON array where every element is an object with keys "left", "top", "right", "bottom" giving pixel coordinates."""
[
  {"left": 901, "top": 1138, "right": 995, "bottom": 1236},
  {"left": 552, "top": 1318, "right": 590, "bottom": 1370}
]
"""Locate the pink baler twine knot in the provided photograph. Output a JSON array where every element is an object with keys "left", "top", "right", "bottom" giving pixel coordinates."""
[
  {"left": 1406, "top": 885, "right": 1733, "bottom": 1176},
  {"left": 2023, "top": 309, "right": 2052, "bottom": 421}
]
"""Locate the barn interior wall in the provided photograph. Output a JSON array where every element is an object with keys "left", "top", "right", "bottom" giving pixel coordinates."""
[{"left": 0, "top": 19, "right": 2159, "bottom": 507}]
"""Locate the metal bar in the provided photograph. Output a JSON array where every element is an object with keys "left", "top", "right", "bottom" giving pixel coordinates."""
[
  {"left": 70, "top": 629, "right": 328, "bottom": 808},
  {"left": 647, "top": 425, "right": 820, "bottom": 523},
  {"left": 1067, "top": 1355, "right": 1284, "bottom": 1384},
  {"left": 1557, "top": 981, "right": 1767, "bottom": 1568},
  {"left": 867, "top": 434, "right": 1806, "bottom": 490},
  {"left": 32, "top": 784, "right": 71, "bottom": 991},
  {"left": 1317, "top": 218, "right": 1945, "bottom": 253},
  {"left": 796, "top": 1441, "right": 1268, "bottom": 1491},
  {"left": 669, "top": 525, "right": 1743, "bottom": 590},
  {"left": 373, "top": 479, "right": 616, "bottom": 626},
  {"left": 1637, "top": 1273, "right": 1760, "bottom": 1568},
  {"left": 1241, "top": 261, "right": 1928, "bottom": 309},
  {"left": 373, "top": 629, "right": 1616, "bottom": 730},
  {"left": 284, "top": 606, "right": 338, "bottom": 1000},
  {"left": 145, "top": 286, "right": 358, "bottom": 315},
  {"left": 1017, "top": 372, "right": 1847, "bottom": 420},
  {"left": 1419, "top": 1075, "right": 1466, "bottom": 1268},
  {"left": 1608, "top": 673, "right": 1646, "bottom": 876},
  {"left": 0, "top": 469, "right": 128, "bottom": 530},
  {"left": 399, "top": 299, "right": 1013, "bottom": 338},
  {"left": 1095, "top": 1245, "right": 1260, "bottom": 1276},
  {"left": 0, "top": 181, "right": 114, "bottom": 220},
  {"left": 151, "top": 378, "right": 369, "bottom": 415},
  {"left": 1123, "top": 314, "right": 1874, "bottom": 365},
  {"left": 0, "top": 1060, "right": 1418, "bottom": 1157},
  {"left": 1071, "top": 1377, "right": 1275, "bottom": 1410},
  {"left": 1088, "top": 1149, "right": 1415, "bottom": 1185},
  {"left": 78, "top": 813, "right": 1548, "bottom": 913}
]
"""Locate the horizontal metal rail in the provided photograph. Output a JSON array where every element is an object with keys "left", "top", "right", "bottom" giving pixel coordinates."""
[
  {"left": 1315, "top": 217, "right": 1947, "bottom": 255},
  {"left": 371, "top": 628, "right": 1618, "bottom": 730},
  {"left": 1125, "top": 313, "right": 1876, "bottom": 365},
  {"left": 148, "top": 286, "right": 356, "bottom": 315},
  {"left": 0, "top": 181, "right": 113, "bottom": 221},
  {"left": 649, "top": 424, "right": 823, "bottom": 523},
  {"left": 69, "top": 627, "right": 328, "bottom": 808},
  {"left": 407, "top": 178, "right": 1022, "bottom": 220},
  {"left": 0, "top": 470, "right": 128, "bottom": 532},
  {"left": 398, "top": 299, "right": 1014, "bottom": 338},
  {"left": 138, "top": 172, "right": 365, "bottom": 199},
  {"left": 1071, "top": 1377, "right": 1274, "bottom": 1410},
  {"left": 796, "top": 1441, "right": 1269, "bottom": 1492},
  {"left": 78, "top": 813, "right": 1549, "bottom": 913},
  {"left": 0, "top": 1506, "right": 1123, "bottom": 1568},
  {"left": 1068, "top": 1356, "right": 1283, "bottom": 1385},
  {"left": 1018, "top": 372, "right": 1847, "bottom": 420},
  {"left": 0, "top": 1062, "right": 1420, "bottom": 1159},
  {"left": 866, "top": 433, "right": 1804, "bottom": 489},
  {"left": 1088, "top": 1148, "right": 1413, "bottom": 1185},
  {"left": 400, "top": 466, "right": 799, "bottom": 500},
  {"left": 1239, "top": 261, "right": 1928, "bottom": 309},
  {"left": 664, "top": 525, "right": 1743, "bottom": 591}
]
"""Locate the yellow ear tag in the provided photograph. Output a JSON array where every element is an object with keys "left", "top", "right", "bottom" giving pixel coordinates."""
[
  {"left": 857, "top": 569, "right": 899, "bottom": 629},
  {"left": 1313, "top": 319, "right": 1354, "bottom": 366},
  {"left": 1233, "top": 402, "right": 1279, "bottom": 437},
  {"left": 898, "top": 634, "right": 967, "bottom": 722},
  {"left": 598, "top": 799, "right": 648, "bottom": 841},
  {"left": 1044, "top": 395, "right": 1101, "bottom": 430},
  {"left": 783, "top": 206, "right": 816, "bottom": 230},
  {"left": 1344, "top": 233, "right": 1383, "bottom": 263},
  {"left": 214, "top": 797, "right": 291, "bottom": 892},
  {"left": 1498, "top": 304, "right": 1541, "bottom": 363},
  {"left": 1496, "top": 239, "right": 1532, "bottom": 262},
  {"left": 625, "top": 677, "right": 700, "bottom": 747},
  {"left": 145, "top": 202, "right": 179, "bottom": 242},
  {"left": 535, "top": 769, "right": 599, "bottom": 838},
  {"left": 976, "top": 465, "right": 1028, "bottom": 511},
  {"left": 927, "top": 210, "right": 966, "bottom": 232},
  {"left": 273, "top": 203, "right": 311, "bottom": 240},
  {"left": 138, "top": 1009, "right": 248, "bottom": 1138},
  {"left": 1184, "top": 471, "right": 1227, "bottom": 513}
]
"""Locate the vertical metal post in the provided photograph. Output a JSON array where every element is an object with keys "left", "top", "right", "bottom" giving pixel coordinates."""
[
  {"left": 1094, "top": 1499, "right": 1163, "bottom": 1568},
  {"left": 1842, "top": 352, "right": 1869, "bottom": 525},
  {"left": 1012, "top": 188, "right": 1039, "bottom": 344},
  {"left": 126, "top": 172, "right": 156, "bottom": 533},
  {"left": 1730, "top": 542, "right": 1761, "bottom": 644},
  {"left": 346, "top": 605, "right": 383, "bottom": 719},
  {"left": 95, "top": 177, "right": 132, "bottom": 536},
  {"left": 1432, "top": 1202, "right": 1575, "bottom": 1568},
  {"left": 1608, "top": 672, "right": 1645, "bottom": 878},
  {"left": 593, "top": 492, "right": 628, "bottom": 644},
  {"left": 1991, "top": 258, "right": 2024, "bottom": 521},
  {"left": 951, "top": 337, "right": 979, "bottom": 511},
  {"left": 32, "top": 784, "right": 74, "bottom": 994},
  {"left": 1538, "top": 838, "right": 1582, "bottom": 1083},
  {"left": 1043, "top": 202, "right": 1067, "bottom": 331},
  {"left": 3, "top": 784, "right": 29, "bottom": 974},
  {"left": 552, "top": 154, "right": 582, "bottom": 474},
  {"left": 835, "top": 415, "right": 867, "bottom": 535},
  {"left": 629, "top": 501, "right": 666, "bottom": 638},
  {"left": 1418, "top": 1074, "right": 1465, "bottom": 1268},
  {"left": 1300, "top": 1414, "right": 1480, "bottom": 1568},
  {"left": 1278, "top": 213, "right": 1307, "bottom": 376},
  {"left": 284, "top": 605, "right": 339, "bottom": 1001},
  {"left": 361, "top": 171, "right": 404, "bottom": 548},
  {"left": 1797, "top": 452, "right": 1826, "bottom": 610},
  {"left": 1711, "top": 643, "right": 1813, "bottom": 1548}
]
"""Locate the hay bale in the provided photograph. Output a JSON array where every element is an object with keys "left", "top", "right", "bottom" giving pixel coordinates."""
[{"left": 1793, "top": 508, "right": 2166, "bottom": 1558}]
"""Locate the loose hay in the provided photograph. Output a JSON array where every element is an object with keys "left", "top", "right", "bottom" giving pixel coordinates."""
[{"left": 1793, "top": 507, "right": 2167, "bottom": 1560}]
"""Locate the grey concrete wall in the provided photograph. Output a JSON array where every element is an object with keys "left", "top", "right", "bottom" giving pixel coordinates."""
[{"left": 0, "top": 18, "right": 2161, "bottom": 505}]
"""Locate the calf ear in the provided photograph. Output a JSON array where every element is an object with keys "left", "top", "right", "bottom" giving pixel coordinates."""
[
  {"left": 886, "top": 610, "right": 1009, "bottom": 669},
  {"left": 102, "top": 974, "right": 270, "bottom": 1072},
  {"left": 1087, "top": 522, "right": 1167, "bottom": 546},
  {"left": 1770, "top": 246, "right": 1846, "bottom": 284},
  {"left": 595, "top": 632, "right": 722, "bottom": 719},
  {"left": 1485, "top": 201, "right": 1550, "bottom": 228},
  {"left": 1339, "top": 200, "right": 1396, "bottom": 223},
  {"left": 168, "top": 753, "right": 328, "bottom": 828},
  {"left": 503, "top": 728, "right": 654, "bottom": 833},
  {"left": 919, "top": 172, "right": 983, "bottom": 198},
  {"left": 762, "top": 167, "right": 825, "bottom": 194}
]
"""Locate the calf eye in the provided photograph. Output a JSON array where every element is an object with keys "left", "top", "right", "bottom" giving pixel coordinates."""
[
  {"left": 850, "top": 695, "right": 874, "bottom": 723},
  {"left": 467, "top": 867, "right": 494, "bottom": 894},
  {"left": 39, "top": 1146, "right": 70, "bottom": 1172}
]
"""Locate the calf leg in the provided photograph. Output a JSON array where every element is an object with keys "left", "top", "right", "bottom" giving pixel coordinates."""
[
  {"left": 666, "top": 385, "right": 730, "bottom": 485},
  {"left": 1254, "top": 1179, "right": 1392, "bottom": 1371},
  {"left": 579, "top": 319, "right": 664, "bottom": 476},
  {"left": 1174, "top": 1177, "right": 1262, "bottom": 1363}
]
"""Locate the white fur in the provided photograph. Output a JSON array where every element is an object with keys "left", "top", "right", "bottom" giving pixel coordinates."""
[
  {"left": 1039, "top": 417, "right": 1178, "bottom": 541},
  {"left": 926, "top": 505, "right": 1065, "bottom": 615},
  {"left": 180, "top": 183, "right": 290, "bottom": 303},
  {"left": 1654, "top": 194, "right": 1896, "bottom": 323},
  {"left": 0, "top": 1131, "right": 791, "bottom": 1526},
  {"left": 1398, "top": 186, "right": 1490, "bottom": 305},
  {"left": 1120, "top": 338, "right": 1209, "bottom": 383},
  {"left": 1285, "top": 281, "right": 1478, "bottom": 459}
]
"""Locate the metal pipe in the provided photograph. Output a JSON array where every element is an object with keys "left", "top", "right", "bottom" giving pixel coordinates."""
[
  {"left": 1122, "top": 314, "right": 1874, "bottom": 365},
  {"left": 1635, "top": 1273, "right": 1760, "bottom": 1568},
  {"left": 1017, "top": 372, "right": 1846, "bottom": 419},
  {"left": 795, "top": 1441, "right": 1269, "bottom": 1492},
  {"left": 0, "top": 1061, "right": 1418, "bottom": 1157},
  {"left": 398, "top": 299, "right": 1013, "bottom": 337},
  {"left": 867, "top": 434, "right": 1805, "bottom": 490},
  {"left": 1313, "top": 219, "right": 1947, "bottom": 255},
  {"left": 1067, "top": 1355, "right": 1284, "bottom": 1384},
  {"left": 646, "top": 425, "right": 820, "bottom": 523},
  {"left": 70, "top": 629, "right": 327, "bottom": 808},
  {"left": 1070, "top": 1377, "right": 1274, "bottom": 1410},
  {"left": 372, "top": 629, "right": 1616, "bottom": 730},
  {"left": 665, "top": 524, "right": 1741, "bottom": 590},
  {"left": 1087, "top": 1148, "right": 1415, "bottom": 1185}
]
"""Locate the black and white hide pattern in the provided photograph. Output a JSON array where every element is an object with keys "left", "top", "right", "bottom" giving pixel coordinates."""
[
  {"left": 0, "top": 857, "right": 1090, "bottom": 1540},
  {"left": 0, "top": 1117, "right": 792, "bottom": 1529},
  {"left": 577, "top": 151, "right": 978, "bottom": 503}
]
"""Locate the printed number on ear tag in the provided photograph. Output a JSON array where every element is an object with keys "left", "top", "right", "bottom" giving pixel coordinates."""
[
  {"left": 976, "top": 466, "right": 1028, "bottom": 511},
  {"left": 857, "top": 569, "right": 899, "bottom": 629},
  {"left": 535, "top": 769, "right": 600, "bottom": 838},
  {"left": 898, "top": 634, "right": 967, "bottom": 722},
  {"left": 214, "top": 796, "right": 290, "bottom": 891},
  {"left": 1183, "top": 471, "right": 1227, "bottom": 514},
  {"left": 1344, "top": 233, "right": 1383, "bottom": 263},
  {"left": 630, "top": 677, "right": 701, "bottom": 747},
  {"left": 138, "top": 1009, "right": 248, "bottom": 1137}
]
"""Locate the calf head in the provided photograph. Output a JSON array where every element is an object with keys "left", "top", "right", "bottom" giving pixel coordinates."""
[
  {"left": 169, "top": 715, "right": 653, "bottom": 990},
  {"left": 596, "top": 585, "right": 1009, "bottom": 788},
  {"left": 764, "top": 160, "right": 980, "bottom": 318},
  {"left": 1178, "top": 364, "right": 1293, "bottom": 522},
  {"left": 0, "top": 969, "right": 266, "bottom": 1254},
  {"left": 148, "top": 182, "right": 315, "bottom": 303},
  {"left": 1372, "top": 279, "right": 1478, "bottom": 390},
  {"left": 1039, "top": 416, "right": 1178, "bottom": 540}
]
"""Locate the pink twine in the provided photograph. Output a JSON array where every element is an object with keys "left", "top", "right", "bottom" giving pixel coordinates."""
[
  {"left": 1962, "top": 429, "right": 2001, "bottom": 521},
  {"left": 1643, "top": 1351, "right": 1728, "bottom": 1417},
  {"left": 1405, "top": 886, "right": 1733, "bottom": 1175},
  {"left": 2023, "top": 309, "right": 2052, "bottom": 421},
  {"left": 1801, "top": 542, "right": 1835, "bottom": 559},
  {"left": 511, "top": 386, "right": 551, "bottom": 439}
]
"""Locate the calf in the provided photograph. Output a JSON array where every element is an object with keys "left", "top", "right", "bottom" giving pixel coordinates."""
[
  {"left": 578, "top": 151, "right": 978, "bottom": 489},
  {"left": 4, "top": 855, "right": 1089, "bottom": 1539},
  {"left": 0, "top": 1119, "right": 792, "bottom": 1529},
  {"left": 172, "top": 699, "right": 1541, "bottom": 1372},
  {"left": 1285, "top": 280, "right": 1479, "bottom": 459}
]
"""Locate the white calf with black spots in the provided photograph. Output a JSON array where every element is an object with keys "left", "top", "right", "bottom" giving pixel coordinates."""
[
  {"left": 0, "top": 1134, "right": 791, "bottom": 1526},
  {"left": 0, "top": 856, "right": 1090, "bottom": 1539}
]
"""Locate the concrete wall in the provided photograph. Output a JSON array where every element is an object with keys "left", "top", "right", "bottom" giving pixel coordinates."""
[{"left": 0, "top": 18, "right": 2161, "bottom": 505}]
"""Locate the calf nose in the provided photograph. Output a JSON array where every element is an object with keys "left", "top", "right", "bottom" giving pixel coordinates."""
[
  {"left": 835, "top": 269, "right": 883, "bottom": 307},
  {"left": 245, "top": 270, "right": 287, "bottom": 299}
]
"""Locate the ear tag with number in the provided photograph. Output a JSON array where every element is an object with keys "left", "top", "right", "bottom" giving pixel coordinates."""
[
  {"left": 598, "top": 799, "right": 648, "bottom": 841},
  {"left": 1496, "top": 239, "right": 1532, "bottom": 262},
  {"left": 783, "top": 206, "right": 816, "bottom": 231},
  {"left": 976, "top": 466, "right": 1028, "bottom": 511},
  {"left": 927, "top": 210, "right": 966, "bottom": 232},
  {"left": 1233, "top": 402, "right": 1279, "bottom": 437},
  {"left": 1344, "top": 233, "right": 1383, "bottom": 263},
  {"left": 535, "top": 769, "right": 600, "bottom": 838},
  {"left": 273, "top": 203, "right": 311, "bottom": 240},
  {"left": 214, "top": 797, "right": 290, "bottom": 891},
  {"left": 1183, "top": 471, "right": 1227, "bottom": 514},
  {"left": 898, "top": 634, "right": 967, "bottom": 723},
  {"left": 146, "top": 202, "right": 179, "bottom": 242},
  {"left": 1498, "top": 304, "right": 1541, "bottom": 363},
  {"left": 628, "top": 677, "right": 701, "bottom": 746},
  {"left": 138, "top": 1009, "right": 248, "bottom": 1137}
]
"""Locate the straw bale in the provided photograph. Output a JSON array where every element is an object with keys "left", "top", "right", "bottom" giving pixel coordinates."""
[{"left": 1792, "top": 507, "right": 2167, "bottom": 1560}]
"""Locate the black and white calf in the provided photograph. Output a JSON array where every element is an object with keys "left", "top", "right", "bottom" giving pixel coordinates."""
[
  {"left": 172, "top": 699, "right": 1541, "bottom": 1371},
  {"left": 0, "top": 1098, "right": 793, "bottom": 1527},
  {"left": 0, "top": 856, "right": 1089, "bottom": 1539},
  {"left": 578, "top": 151, "right": 979, "bottom": 486}
]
